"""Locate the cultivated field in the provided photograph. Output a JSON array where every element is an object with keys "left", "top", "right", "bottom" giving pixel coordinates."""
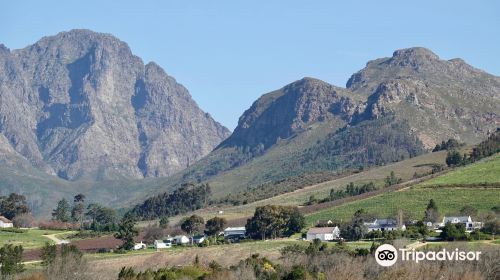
[
  {"left": 306, "top": 154, "right": 500, "bottom": 223},
  {"left": 162, "top": 150, "right": 449, "bottom": 225},
  {"left": 420, "top": 153, "right": 500, "bottom": 186},
  {"left": 305, "top": 187, "right": 500, "bottom": 223}
]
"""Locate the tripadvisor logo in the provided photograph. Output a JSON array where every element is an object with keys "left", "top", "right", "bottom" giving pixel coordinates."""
[
  {"left": 375, "top": 244, "right": 482, "bottom": 267},
  {"left": 375, "top": 244, "right": 398, "bottom": 267}
]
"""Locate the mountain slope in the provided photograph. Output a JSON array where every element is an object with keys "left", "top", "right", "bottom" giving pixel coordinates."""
[
  {"left": 348, "top": 47, "right": 500, "bottom": 147},
  {"left": 136, "top": 48, "right": 499, "bottom": 212},
  {"left": 0, "top": 29, "right": 230, "bottom": 181}
]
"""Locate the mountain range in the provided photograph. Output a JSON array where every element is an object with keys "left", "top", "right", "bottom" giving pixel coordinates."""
[
  {"left": 0, "top": 29, "right": 229, "bottom": 182},
  {"left": 0, "top": 30, "right": 499, "bottom": 217}
]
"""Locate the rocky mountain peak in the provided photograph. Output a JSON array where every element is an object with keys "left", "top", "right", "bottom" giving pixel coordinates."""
[
  {"left": 0, "top": 30, "right": 230, "bottom": 180},
  {"left": 219, "top": 78, "right": 362, "bottom": 150},
  {"left": 391, "top": 47, "right": 439, "bottom": 62}
]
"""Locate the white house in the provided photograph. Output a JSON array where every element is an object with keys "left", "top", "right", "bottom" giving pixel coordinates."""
[
  {"left": 173, "top": 235, "right": 190, "bottom": 244},
  {"left": 0, "top": 216, "right": 13, "bottom": 228},
  {"left": 191, "top": 235, "right": 206, "bottom": 244},
  {"left": 154, "top": 240, "right": 172, "bottom": 249},
  {"left": 364, "top": 219, "right": 406, "bottom": 232},
  {"left": 306, "top": 227, "right": 340, "bottom": 241},
  {"left": 440, "top": 216, "right": 482, "bottom": 232},
  {"left": 224, "top": 227, "right": 246, "bottom": 238},
  {"left": 133, "top": 242, "right": 146, "bottom": 250}
]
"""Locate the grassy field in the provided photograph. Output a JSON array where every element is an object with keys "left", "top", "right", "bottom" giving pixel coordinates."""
[
  {"left": 420, "top": 154, "right": 500, "bottom": 186},
  {"left": 0, "top": 229, "right": 67, "bottom": 249},
  {"left": 306, "top": 188, "right": 500, "bottom": 223},
  {"left": 306, "top": 154, "right": 500, "bottom": 224}
]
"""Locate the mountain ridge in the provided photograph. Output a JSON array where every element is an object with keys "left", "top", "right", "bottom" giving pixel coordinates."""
[
  {"left": 1, "top": 31, "right": 499, "bottom": 218},
  {"left": 0, "top": 29, "right": 230, "bottom": 181}
]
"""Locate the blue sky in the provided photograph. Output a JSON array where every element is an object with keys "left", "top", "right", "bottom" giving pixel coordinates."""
[{"left": 2, "top": 1, "right": 499, "bottom": 130}]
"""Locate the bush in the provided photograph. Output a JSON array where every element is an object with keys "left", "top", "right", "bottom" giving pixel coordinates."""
[
  {"left": 12, "top": 213, "right": 35, "bottom": 228},
  {"left": 0, "top": 227, "right": 27, "bottom": 233}
]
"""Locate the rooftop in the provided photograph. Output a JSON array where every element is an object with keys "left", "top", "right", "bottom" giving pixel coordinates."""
[
  {"left": 224, "top": 227, "right": 246, "bottom": 231},
  {"left": 307, "top": 227, "right": 338, "bottom": 234}
]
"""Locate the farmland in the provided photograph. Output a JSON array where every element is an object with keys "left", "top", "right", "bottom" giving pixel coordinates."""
[
  {"left": 305, "top": 154, "right": 500, "bottom": 223},
  {"left": 0, "top": 229, "right": 66, "bottom": 249},
  {"left": 305, "top": 187, "right": 500, "bottom": 223},
  {"left": 163, "top": 150, "right": 449, "bottom": 225},
  {"left": 419, "top": 153, "right": 500, "bottom": 186}
]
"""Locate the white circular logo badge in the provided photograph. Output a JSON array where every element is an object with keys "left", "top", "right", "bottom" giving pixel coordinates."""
[{"left": 375, "top": 244, "right": 398, "bottom": 267}]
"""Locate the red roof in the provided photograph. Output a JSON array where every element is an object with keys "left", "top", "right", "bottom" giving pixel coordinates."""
[{"left": 0, "top": 216, "right": 12, "bottom": 223}]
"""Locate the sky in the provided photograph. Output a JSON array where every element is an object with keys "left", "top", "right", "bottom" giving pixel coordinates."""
[{"left": 1, "top": 1, "right": 499, "bottom": 130}]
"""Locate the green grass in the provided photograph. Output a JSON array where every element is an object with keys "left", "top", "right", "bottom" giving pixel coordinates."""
[
  {"left": 420, "top": 154, "right": 500, "bottom": 186},
  {"left": 306, "top": 188, "right": 500, "bottom": 224},
  {"left": 0, "top": 229, "right": 68, "bottom": 249},
  {"left": 169, "top": 151, "right": 448, "bottom": 225},
  {"left": 306, "top": 154, "right": 500, "bottom": 224}
]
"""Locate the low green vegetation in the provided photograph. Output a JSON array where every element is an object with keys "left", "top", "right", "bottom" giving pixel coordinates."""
[
  {"left": 306, "top": 188, "right": 500, "bottom": 223},
  {"left": 0, "top": 244, "right": 24, "bottom": 277},
  {"left": 421, "top": 154, "right": 500, "bottom": 186},
  {"left": 0, "top": 229, "right": 65, "bottom": 249}
]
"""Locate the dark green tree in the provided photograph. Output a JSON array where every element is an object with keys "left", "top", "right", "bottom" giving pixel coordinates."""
[
  {"left": 181, "top": 215, "right": 205, "bottom": 244},
  {"left": 286, "top": 207, "right": 306, "bottom": 236},
  {"left": 482, "top": 220, "right": 499, "bottom": 235},
  {"left": 71, "top": 194, "right": 86, "bottom": 228},
  {"left": 129, "top": 183, "right": 212, "bottom": 220},
  {"left": 445, "top": 150, "right": 463, "bottom": 166},
  {"left": 85, "top": 203, "right": 117, "bottom": 231},
  {"left": 114, "top": 214, "right": 138, "bottom": 250},
  {"left": 341, "top": 209, "right": 368, "bottom": 241},
  {"left": 0, "top": 193, "right": 30, "bottom": 220},
  {"left": 424, "top": 199, "right": 440, "bottom": 223},
  {"left": 52, "top": 198, "right": 71, "bottom": 222},
  {"left": 440, "top": 222, "right": 467, "bottom": 241},
  {"left": 384, "top": 171, "right": 402, "bottom": 187},
  {"left": 204, "top": 217, "right": 227, "bottom": 236},
  {"left": 0, "top": 244, "right": 24, "bottom": 276},
  {"left": 41, "top": 242, "right": 57, "bottom": 267},
  {"left": 246, "top": 205, "right": 304, "bottom": 240},
  {"left": 159, "top": 216, "right": 169, "bottom": 229}
]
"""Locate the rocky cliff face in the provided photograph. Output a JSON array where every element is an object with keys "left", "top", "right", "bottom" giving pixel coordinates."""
[
  {"left": 219, "top": 77, "right": 365, "bottom": 150},
  {"left": 348, "top": 47, "right": 500, "bottom": 147},
  {"left": 222, "top": 47, "right": 499, "bottom": 153},
  {"left": 0, "top": 30, "right": 230, "bottom": 180}
]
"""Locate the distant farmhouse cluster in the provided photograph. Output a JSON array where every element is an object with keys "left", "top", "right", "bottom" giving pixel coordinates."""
[
  {"left": 134, "top": 226, "right": 247, "bottom": 250},
  {"left": 427, "top": 216, "right": 483, "bottom": 233},
  {"left": 306, "top": 215, "right": 484, "bottom": 242}
]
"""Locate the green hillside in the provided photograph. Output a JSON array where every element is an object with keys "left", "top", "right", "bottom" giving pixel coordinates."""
[
  {"left": 162, "top": 150, "right": 448, "bottom": 224},
  {"left": 305, "top": 188, "right": 499, "bottom": 223},
  {"left": 305, "top": 154, "right": 500, "bottom": 224},
  {"left": 420, "top": 154, "right": 500, "bottom": 186},
  {"left": 0, "top": 165, "right": 174, "bottom": 218}
]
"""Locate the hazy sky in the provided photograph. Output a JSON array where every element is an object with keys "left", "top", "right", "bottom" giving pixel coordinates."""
[{"left": 2, "top": 1, "right": 499, "bottom": 129}]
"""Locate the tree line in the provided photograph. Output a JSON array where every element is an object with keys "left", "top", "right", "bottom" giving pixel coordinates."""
[
  {"left": 52, "top": 193, "right": 118, "bottom": 232},
  {"left": 445, "top": 129, "right": 500, "bottom": 167},
  {"left": 128, "top": 183, "right": 211, "bottom": 220}
]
